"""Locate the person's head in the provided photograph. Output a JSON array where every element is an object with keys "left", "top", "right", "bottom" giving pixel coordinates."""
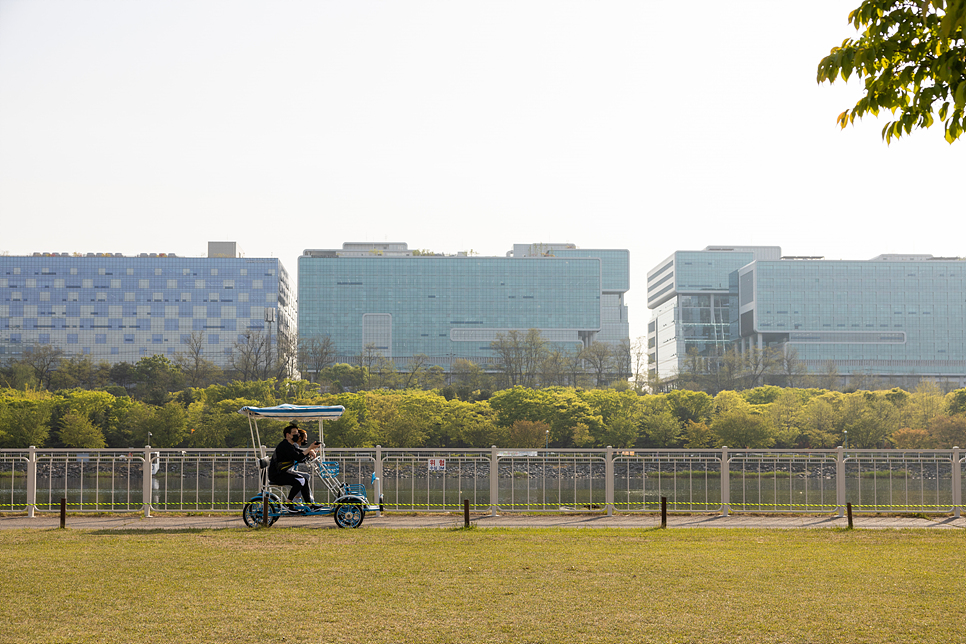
[
  {"left": 297, "top": 428, "right": 308, "bottom": 446},
  {"left": 283, "top": 424, "right": 300, "bottom": 443}
]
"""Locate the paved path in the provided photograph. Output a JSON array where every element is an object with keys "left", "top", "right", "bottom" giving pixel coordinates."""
[{"left": 2, "top": 512, "right": 965, "bottom": 530}]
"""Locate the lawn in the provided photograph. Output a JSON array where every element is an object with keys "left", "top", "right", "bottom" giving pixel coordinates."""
[{"left": 1, "top": 526, "right": 963, "bottom": 643}]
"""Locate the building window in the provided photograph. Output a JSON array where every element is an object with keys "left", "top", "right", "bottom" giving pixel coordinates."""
[
  {"left": 96, "top": 293, "right": 107, "bottom": 302},
  {"left": 68, "top": 292, "right": 78, "bottom": 302},
  {"left": 252, "top": 280, "right": 263, "bottom": 289},
  {"left": 111, "top": 279, "right": 121, "bottom": 288},
  {"left": 208, "top": 334, "right": 219, "bottom": 344},
  {"left": 125, "top": 292, "right": 135, "bottom": 302},
  {"left": 95, "top": 334, "right": 106, "bottom": 344},
  {"left": 152, "top": 334, "right": 163, "bottom": 344},
  {"left": 139, "top": 279, "right": 149, "bottom": 289},
  {"left": 239, "top": 293, "right": 249, "bottom": 302},
  {"left": 124, "top": 334, "right": 134, "bottom": 343},
  {"left": 167, "top": 280, "right": 177, "bottom": 289},
  {"left": 181, "top": 293, "right": 191, "bottom": 302},
  {"left": 210, "top": 268, "right": 218, "bottom": 276},
  {"left": 40, "top": 292, "right": 50, "bottom": 301},
  {"left": 195, "top": 280, "right": 205, "bottom": 289},
  {"left": 82, "top": 279, "right": 93, "bottom": 288},
  {"left": 39, "top": 334, "right": 50, "bottom": 344},
  {"left": 67, "top": 334, "right": 78, "bottom": 344},
  {"left": 155, "top": 268, "right": 162, "bottom": 276}
]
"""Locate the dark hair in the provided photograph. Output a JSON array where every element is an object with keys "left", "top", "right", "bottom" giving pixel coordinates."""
[
  {"left": 284, "top": 424, "right": 299, "bottom": 436},
  {"left": 297, "top": 428, "right": 308, "bottom": 445}
]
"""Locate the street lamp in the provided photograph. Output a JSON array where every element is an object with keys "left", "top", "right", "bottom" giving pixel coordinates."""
[
  {"left": 545, "top": 430, "right": 550, "bottom": 450},
  {"left": 147, "top": 432, "right": 152, "bottom": 446},
  {"left": 843, "top": 430, "right": 849, "bottom": 449}
]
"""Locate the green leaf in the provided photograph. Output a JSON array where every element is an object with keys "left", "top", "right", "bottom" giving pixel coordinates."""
[{"left": 955, "top": 80, "right": 966, "bottom": 109}]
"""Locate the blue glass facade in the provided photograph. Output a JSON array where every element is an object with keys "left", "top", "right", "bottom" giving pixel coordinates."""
[
  {"left": 299, "top": 242, "right": 630, "bottom": 371},
  {"left": 647, "top": 247, "right": 780, "bottom": 379},
  {"left": 0, "top": 246, "right": 294, "bottom": 368},
  {"left": 648, "top": 247, "right": 966, "bottom": 387},
  {"left": 738, "top": 258, "right": 966, "bottom": 383}
]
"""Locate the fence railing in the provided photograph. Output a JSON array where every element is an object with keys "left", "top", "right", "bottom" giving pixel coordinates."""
[{"left": 1, "top": 446, "right": 962, "bottom": 518}]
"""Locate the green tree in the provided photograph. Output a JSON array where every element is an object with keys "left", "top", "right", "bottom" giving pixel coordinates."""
[
  {"left": 58, "top": 411, "right": 106, "bottom": 448},
  {"left": 0, "top": 390, "right": 54, "bottom": 447},
  {"left": 683, "top": 420, "right": 715, "bottom": 448},
  {"left": 507, "top": 420, "right": 550, "bottom": 449},
  {"left": 927, "top": 415, "right": 966, "bottom": 448},
  {"left": 818, "top": 0, "right": 966, "bottom": 143},
  {"left": 712, "top": 409, "right": 775, "bottom": 449},
  {"left": 133, "top": 355, "right": 185, "bottom": 405},
  {"left": 642, "top": 410, "right": 683, "bottom": 447},
  {"left": 665, "top": 389, "right": 713, "bottom": 426}
]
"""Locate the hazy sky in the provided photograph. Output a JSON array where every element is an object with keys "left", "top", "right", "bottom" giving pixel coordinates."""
[{"left": 1, "top": 0, "right": 962, "bottom": 343}]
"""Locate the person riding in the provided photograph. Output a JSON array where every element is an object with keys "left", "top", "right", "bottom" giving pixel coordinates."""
[{"left": 269, "top": 424, "right": 322, "bottom": 512}]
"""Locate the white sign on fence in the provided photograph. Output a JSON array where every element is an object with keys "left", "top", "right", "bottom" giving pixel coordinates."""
[{"left": 428, "top": 458, "right": 446, "bottom": 472}]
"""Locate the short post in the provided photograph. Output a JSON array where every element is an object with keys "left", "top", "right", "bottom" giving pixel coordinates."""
[
  {"left": 846, "top": 502, "right": 853, "bottom": 530},
  {"left": 262, "top": 494, "right": 270, "bottom": 528},
  {"left": 720, "top": 446, "right": 730, "bottom": 516},
  {"left": 463, "top": 499, "right": 470, "bottom": 528},
  {"left": 59, "top": 497, "right": 66, "bottom": 529},
  {"left": 660, "top": 496, "right": 667, "bottom": 529}
]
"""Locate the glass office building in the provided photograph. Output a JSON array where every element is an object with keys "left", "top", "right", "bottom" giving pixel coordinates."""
[
  {"left": 648, "top": 247, "right": 966, "bottom": 388},
  {"left": 647, "top": 246, "right": 780, "bottom": 379},
  {"left": 737, "top": 255, "right": 966, "bottom": 387},
  {"left": 298, "top": 242, "right": 630, "bottom": 372},
  {"left": 0, "top": 242, "right": 295, "bottom": 369}
]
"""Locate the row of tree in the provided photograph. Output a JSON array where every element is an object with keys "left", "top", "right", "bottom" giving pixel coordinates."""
[{"left": 3, "top": 380, "right": 966, "bottom": 451}]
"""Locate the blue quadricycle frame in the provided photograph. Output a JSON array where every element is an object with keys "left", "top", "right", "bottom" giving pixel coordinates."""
[{"left": 237, "top": 404, "right": 383, "bottom": 528}]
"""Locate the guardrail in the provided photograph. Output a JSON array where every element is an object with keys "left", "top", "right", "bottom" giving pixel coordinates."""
[{"left": 0, "top": 446, "right": 962, "bottom": 518}]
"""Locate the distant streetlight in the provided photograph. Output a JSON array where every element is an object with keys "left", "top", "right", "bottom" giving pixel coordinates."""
[
  {"left": 843, "top": 430, "right": 849, "bottom": 449},
  {"left": 147, "top": 432, "right": 152, "bottom": 446},
  {"left": 545, "top": 429, "right": 550, "bottom": 450}
]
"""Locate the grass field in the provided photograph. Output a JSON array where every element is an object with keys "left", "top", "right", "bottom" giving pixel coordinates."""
[{"left": 1, "top": 526, "right": 964, "bottom": 643}]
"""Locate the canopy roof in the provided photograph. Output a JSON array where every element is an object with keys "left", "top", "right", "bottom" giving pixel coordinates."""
[{"left": 237, "top": 404, "right": 346, "bottom": 421}]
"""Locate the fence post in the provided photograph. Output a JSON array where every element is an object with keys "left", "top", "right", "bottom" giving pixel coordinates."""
[
  {"left": 142, "top": 445, "right": 153, "bottom": 518},
  {"left": 27, "top": 445, "right": 37, "bottom": 518},
  {"left": 720, "top": 446, "right": 730, "bottom": 516},
  {"left": 490, "top": 445, "right": 499, "bottom": 516},
  {"left": 605, "top": 446, "right": 614, "bottom": 516},
  {"left": 953, "top": 447, "right": 961, "bottom": 519},
  {"left": 375, "top": 445, "right": 383, "bottom": 517},
  {"left": 836, "top": 445, "right": 845, "bottom": 518}
]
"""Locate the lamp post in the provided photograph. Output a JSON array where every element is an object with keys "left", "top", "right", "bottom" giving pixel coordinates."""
[
  {"left": 843, "top": 430, "right": 849, "bottom": 449},
  {"left": 545, "top": 430, "right": 549, "bottom": 450}
]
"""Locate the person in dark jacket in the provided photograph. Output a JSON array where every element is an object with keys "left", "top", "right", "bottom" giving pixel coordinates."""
[{"left": 269, "top": 424, "right": 321, "bottom": 512}]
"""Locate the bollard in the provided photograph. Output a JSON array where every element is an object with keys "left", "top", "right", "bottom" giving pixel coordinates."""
[
  {"left": 262, "top": 495, "right": 270, "bottom": 528},
  {"left": 846, "top": 502, "right": 853, "bottom": 530},
  {"left": 60, "top": 498, "right": 66, "bottom": 529},
  {"left": 464, "top": 499, "right": 470, "bottom": 529},
  {"left": 661, "top": 497, "right": 667, "bottom": 529}
]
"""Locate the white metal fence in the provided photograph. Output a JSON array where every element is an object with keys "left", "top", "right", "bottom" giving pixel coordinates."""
[{"left": 1, "top": 446, "right": 962, "bottom": 518}]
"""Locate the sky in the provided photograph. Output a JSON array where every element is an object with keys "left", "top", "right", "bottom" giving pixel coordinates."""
[{"left": 1, "top": 0, "right": 963, "bottom": 344}]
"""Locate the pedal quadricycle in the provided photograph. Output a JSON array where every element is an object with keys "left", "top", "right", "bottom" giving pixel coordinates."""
[{"left": 238, "top": 404, "right": 383, "bottom": 528}]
